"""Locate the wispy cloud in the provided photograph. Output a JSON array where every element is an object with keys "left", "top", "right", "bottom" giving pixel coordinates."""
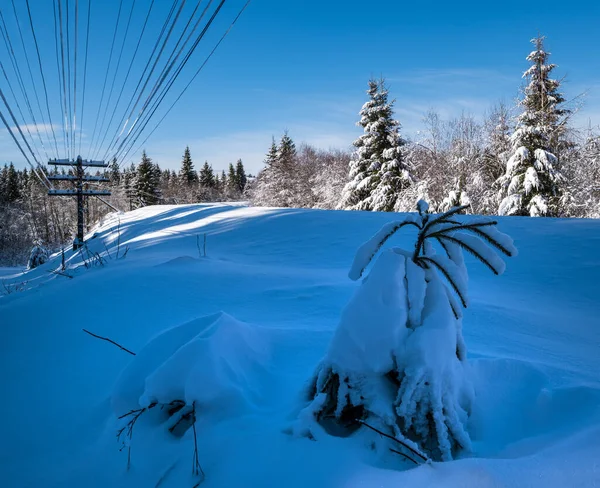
[{"left": 387, "top": 68, "right": 515, "bottom": 86}]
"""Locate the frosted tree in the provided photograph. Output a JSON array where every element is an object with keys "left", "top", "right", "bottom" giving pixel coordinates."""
[
  {"left": 135, "top": 151, "right": 161, "bottom": 206},
  {"left": 439, "top": 114, "right": 483, "bottom": 213},
  {"left": 338, "top": 79, "right": 413, "bottom": 212},
  {"left": 477, "top": 104, "right": 513, "bottom": 213},
  {"left": 294, "top": 201, "right": 516, "bottom": 462},
  {"left": 498, "top": 36, "right": 568, "bottom": 217},
  {"left": 561, "top": 127, "right": 600, "bottom": 217},
  {"left": 235, "top": 159, "right": 247, "bottom": 194},
  {"left": 252, "top": 133, "right": 298, "bottom": 207},
  {"left": 179, "top": 146, "right": 198, "bottom": 185}
]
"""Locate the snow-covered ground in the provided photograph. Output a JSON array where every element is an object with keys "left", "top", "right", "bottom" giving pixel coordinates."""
[{"left": 1, "top": 203, "right": 599, "bottom": 487}]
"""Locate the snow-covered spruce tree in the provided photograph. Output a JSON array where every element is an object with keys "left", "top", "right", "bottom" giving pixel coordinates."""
[
  {"left": 295, "top": 201, "right": 516, "bottom": 461},
  {"left": 179, "top": 146, "right": 197, "bottom": 185},
  {"left": 561, "top": 127, "right": 600, "bottom": 217},
  {"left": 235, "top": 159, "right": 247, "bottom": 194},
  {"left": 135, "top": 151, "right": 161, "bottom": 206},
  {"left": 338, "top": 79, "right": 413, "bottom": 212},
  {"left": 498, "top": 36, "right": 568, "bottom": 217},
  {"left": 252, "top": 133, "right": 298, "bottom": 207}
]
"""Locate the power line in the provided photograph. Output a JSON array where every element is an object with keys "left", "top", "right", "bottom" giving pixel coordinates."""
[
  {"left": 128, "top": 1, "right": 250, "bottom": 163},
  {"left": 102, "top": 0, "right": 178, "bottom": 160},
  {"left": 116, "top": 0, "right": 233, "bottom": 163},
  {"left": 87, "top": 0, "right": 124, "bottom": 157},
  {"left": 25, "top": 0, "right": 60, "bottom": 158},
  {"left": 98, "top": 0, "right": 156, "bottom": 162},
  {"left": 118, "top": 0, "right": 214, "bottom": 155},
  {"left": 64, "top": 0, "right": 74, "bottom": 158},
  {"left": 8, "top": 0, "right": 53, "bottom": 161},
  {"left": 78, "top": 0, "right": 91, "bottom": 155},
  {"left": 55, "top": 0, "right": 71, "bottom": 159},
  {"left": 0, "top": 87, "right": 51, "bottom": 189},
  {"left": 110, "top": 0, "right": 189, "bottom": 159},
  {"left": 0, "top": 8, "right": 47, "bottom": 164},
  {"left": 90, "top": 0, "right": 137, "bottom": 160},
  {"left": 73, "top": 0, "right": 78, "bottom": 158}
]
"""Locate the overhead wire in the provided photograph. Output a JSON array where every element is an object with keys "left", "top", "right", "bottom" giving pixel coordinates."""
[
  {"left": 109, "top": 0, "right": 188, "bottom": 159},
  {"left": 77, "top": 0, "right": 91, "bottom": 155},
  {"left": 127, "top": 0, "right": 250, "bottom": 163},
  {"left": 102, "top": 0, "right": 178, "bottom": 160},
  {"left": 115, "top": 0, "right": 231, "bottom": 163},
  {"left": 87, "top": 0, "right": 125, "bottom": 157},
  {"left": 2, "top": 0, "right": 250, "bottom": 179},
  {"left": 0, "top": 59, "right": 45, "bottom": 167},
  {"left": 73, "top": 0, "right": 78, "bottom": 158},
  {"left": 90, "top": 0, "right": 137, "bottom": 160},
  {"left": 97, "top": 0, "right": 156, "bottom": 163},
  {"left": 0, "top": 87, "right": 51, "bottom": 189},
  {"left": 55, "top": 0, "right": 71, "bottom": 159},
  {"left": 115, "top": 0, "right": 214, "bottom": 157},
  {"left": 8, "top": 0, "right": 53, "bottom": 162},
  {"left": 64, "top": 0, "right": 74, "bottom": 158},
  {"left": 24, "top": 0, "right": 60, "bottom": 158},
  {"left": 0, "top": 8, "right": 47, "bottom": 165}
]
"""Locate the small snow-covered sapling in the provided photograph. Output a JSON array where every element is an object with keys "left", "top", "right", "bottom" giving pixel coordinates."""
[{"left": 298, "top": 200, "right": 517, "bottom": 462}]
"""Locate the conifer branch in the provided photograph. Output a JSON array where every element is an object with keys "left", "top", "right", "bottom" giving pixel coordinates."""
[
  {"left": 417, "top": 256, "right": 468, "bottom": 308},
  {"left": 437, "top": 234, "right": 502, "bottom": 275}
]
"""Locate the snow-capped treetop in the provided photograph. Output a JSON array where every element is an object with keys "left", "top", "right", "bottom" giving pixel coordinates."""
[
  {"left": 498, "top": 35, "right": 567, "bottom": 217},
  {"left": 338, "top": 78, "right": 414, "bottom": 212},
  {"left": 516, "top": 36, "right": 569, "bottom": 153}
]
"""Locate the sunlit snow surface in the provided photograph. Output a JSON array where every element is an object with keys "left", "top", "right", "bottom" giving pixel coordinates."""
[{"left": 1, "top": 203, "right": 599, "bottom": 487}]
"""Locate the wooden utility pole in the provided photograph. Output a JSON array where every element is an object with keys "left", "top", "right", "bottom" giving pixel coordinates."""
[{"left": 47, "top": 156, "right": 111, "bottom": 250}]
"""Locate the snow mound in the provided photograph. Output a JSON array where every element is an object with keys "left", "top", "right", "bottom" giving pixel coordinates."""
[
  {"left": 469, "top": 358, "right": 600, "bottom": 458},
  {"left": 112, "top": 312, "right": 270, "bottom": 418}
]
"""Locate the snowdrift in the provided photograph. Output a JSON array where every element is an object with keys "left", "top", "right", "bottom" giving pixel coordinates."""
[
  {"left": 112, "top": 311, "right": 269, "bottom": 417},
  {"left": 1, "top": 203, "right": 599, "bottom": 487}
]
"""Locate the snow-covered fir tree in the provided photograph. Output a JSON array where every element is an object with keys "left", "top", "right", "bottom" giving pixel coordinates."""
[
  {"left": 252, "top": 138, "right": 278, "bottom": 206},
  {"left": 108, "top": 158, "right": 120, "bottom": 186},
  {"left": 235, "top": 159, "right": 247, "bottom": 194},
  {"left": 252, "top": 133, "right": 298, "bottom": 207},
  {"left": 199, "top": 161, "right": 215, "bottom": 188},
  {"left": 498, "top": 36, "right": 568, "bottom": 217},
  {"left": 179, "top": 146, "right": 198, "bottom": 185},
  {"left": 135, "top": 151, "right": 161, "bottom": 206},
  {"left": 294, "top": 201, "right": 517, "bottom": 461},
  {"left": 561, "top": 127, "right": 600, "bottom": 217},
  {"left": 338, "top": 78, "right": 413, "bottom": 212},
  {"left": 227, "top": 163, "right": 238, "bottom": 196}
]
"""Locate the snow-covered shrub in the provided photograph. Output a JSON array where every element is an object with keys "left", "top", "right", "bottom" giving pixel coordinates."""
[
  {"left": 111, "top": 312, "right": 269, "bottom": 473},
  {"left": 27, "top": 241, "right": 50, "bottom": 269},
  {"left": 296, "top": 200, "right": 517, "bottom": 462}
]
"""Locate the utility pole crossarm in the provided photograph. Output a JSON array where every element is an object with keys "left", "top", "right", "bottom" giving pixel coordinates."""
[
  {"left": 48, "top": 174, "right": 110, "bottom": 182},
  {"left": 48, "top": 189, "right": 112, "bottom": 196},
  {"left": 48, "top": 158, "right": 110, "bottom": 168},
  {"left": 47, "top": 155, "right": 112, "bottom": 250}
]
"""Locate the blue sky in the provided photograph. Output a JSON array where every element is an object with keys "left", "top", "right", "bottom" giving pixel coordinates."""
[{"left": 1, "top": 0, "right": 599, "bottom": 175}]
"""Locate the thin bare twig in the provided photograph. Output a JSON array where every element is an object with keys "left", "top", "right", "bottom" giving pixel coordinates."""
[
  {"left": 191, "top": 402, "right": 204, "bottom": 478},
  {"left": 82, "top": 328, "right": 136, "bottom": 355},
  {"left": 358, "top": 419, "right": 429, "bottom": 463},
  {"left": 50, "top": 270, "right": 74, "bottom": 279},
  {"left": 389, "top": 448, "right": 419, "bottom": 465}
]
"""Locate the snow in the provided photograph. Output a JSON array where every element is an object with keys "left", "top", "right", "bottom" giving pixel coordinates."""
[
  {"left": 1, "top": 203, "right": 600, "bottom": 486},
  {"left": 113, "top": 312, "right": 268, "bottom": 416}
]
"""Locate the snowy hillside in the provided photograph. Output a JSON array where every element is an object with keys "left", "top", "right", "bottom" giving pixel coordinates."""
[{"left": 1, "top": 203, "right": 599, "bottom": 487}]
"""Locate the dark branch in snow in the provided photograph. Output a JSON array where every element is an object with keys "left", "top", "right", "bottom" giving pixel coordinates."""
[
  {"left": 389, "top": 448, "right": 420, "bottom": 465},
  {"left": 358, "top": 419, "right": 429, "bottom": 463},
  {"left": 82, "top": 328, "right": 136, "bottom": 355}
]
